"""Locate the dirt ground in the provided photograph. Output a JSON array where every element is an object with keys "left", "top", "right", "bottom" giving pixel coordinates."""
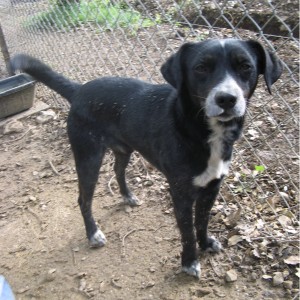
[
  {"left": 0, "top": 103, "right": 298, "bottom": 300},
  {"left": 0, "top": 1, "right": 299, "bottom": 299}
]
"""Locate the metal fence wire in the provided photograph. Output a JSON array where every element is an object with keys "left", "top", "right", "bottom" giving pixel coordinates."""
[{"left": 0, "top": 0, "right": 299, "bottom": 274}]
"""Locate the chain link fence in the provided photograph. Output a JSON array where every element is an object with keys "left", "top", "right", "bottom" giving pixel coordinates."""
[{"left": 0, "top": 0, "right": 299, "bottom": 279}]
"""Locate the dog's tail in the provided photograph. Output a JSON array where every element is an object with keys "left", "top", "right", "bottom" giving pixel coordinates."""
[{"left": 10, "top": 54, "right": 81, "bottom": 103}]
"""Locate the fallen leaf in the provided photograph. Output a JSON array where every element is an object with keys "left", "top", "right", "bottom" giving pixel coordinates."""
[
  {"left": 228, "top": 235, "right": 243, "bottom": 246},
  {"left": 247, "top": 129, "right": 259, "bottom": 138},
  {"left": 267, "top": 195, "right": 280, "bottom": 209},
  {"left": 252, "top": 248, "right": 261, "bottom": 258},
  {"left": 224, "top": 207, "right": 242, "bottom": 228},
  {"left": 284, "top": 256, "right": 300, "bottom": 265},
  {"left": 273, "top": 272, "right": 284, "bottom": 286},
  {"left": 278, "top": 215, "right": 292, "bottom": 227},
  {"left": 279, "top": 191, "right": 289, "bottom": 201},
  {"left": 256, "top": 219, "right": 264, "bottom": 230}
]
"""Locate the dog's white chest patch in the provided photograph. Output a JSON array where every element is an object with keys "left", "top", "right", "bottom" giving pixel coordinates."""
[{"left": 193, "top": 120, "right": 231, "bottom": 188}]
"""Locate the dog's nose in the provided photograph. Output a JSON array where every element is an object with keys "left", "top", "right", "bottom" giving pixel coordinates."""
[{"left": 215, "top": 92, "right": 237, "bottom": 110}]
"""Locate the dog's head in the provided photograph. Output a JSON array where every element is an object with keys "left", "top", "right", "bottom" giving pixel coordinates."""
[{"left": 161, "top": 39, "right": 282, "bottom": 122}]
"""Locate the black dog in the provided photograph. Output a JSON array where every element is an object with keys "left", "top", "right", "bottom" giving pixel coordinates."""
[{"left": 11, "top": 39, "right": 282, "bottom": 278}]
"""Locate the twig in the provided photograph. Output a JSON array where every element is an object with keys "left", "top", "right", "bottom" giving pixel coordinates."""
[
  {"left": 121, "top": 228, "right": 146, "bottom": 258},
  {"left": 292, "top": 292, "right": 300, "bottom": 300},
  {"left": 140, "top": 158, "right": 151, "bottom": 179},
  {"left": 111, "top": 278, "right": 122, "bottom": 289},
  {"left": 7, "top": 128, "right": 31, "bottom": 144},
  {"left": 251, "top": 236, "right": 300, "bottom": 243},
  {"left": 108, "top": 175, "right": 115, "bottom": 196},
  {"left": 49, "top": 160, "right": 60, "bottom": 176},
  {"left": 26, "top": 206, "right": 43, "bottom": 230},
  {"left": 132, "top": 154, "right": 151, "bottom": 179},
  {"left": 9, "top": 246, "right": 26, "bottom": 254},
  {"left": 153, "top": 224, "right": 168, "bottom": 233},
  {"left": 208, "top": 257, "right": 222, "bottom": 278},
  {"left": 71, "top": 248, "right": 77, "bottom": 266}
]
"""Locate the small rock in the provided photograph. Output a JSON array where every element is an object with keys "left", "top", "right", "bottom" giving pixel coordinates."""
[
  {"left": 283, "top": 270, "right": 290, "bottom": 278},
  {"left": 40, "top": 171, "right": 52, "bottom": 178},
  {"left": 283, "top": 281, "right": 293, "bottom": 290},
  {"left": 36, "top": 110, "right": 56, "bottom": 124},
  {"left": 76, "top": 272, "right": 87, "bottom": 279},
  {"left": 262, "top": 291, "right": 276, "bottom": 298},
  {"left": 213, "top": 288, "right": 226, "bottom": 298},
  {"left": 154, "top": 236, "right": 163, "bottom": 243},
  {"left": 135, "top": 177, "right": 142, "bottom": 183},
  {"left": 190, "top": 287, "right": 211, "bottom": 297},
  {"left": 149, "top": 266, "right": 156, "bottom": 273},
  {"left": 40, "top": 204, "right": 47, "bottom": 210},
  {"left": 79, "top": 278, "right": 87, "bottom": 291},
  {"left": 144, "top": 180, "right": 153, "bottom": 186},
  {"left": 225, "top": 269, "right": 238, "bottom": 282},
  {"left": 99, "top": 281, "right": 107, "bottom": 293},
  {"left": 250, "top": 272, "right": 258, "bottom": 281},
  {"left": 3, "top": 120, "right": 24, "bottom": 134},
  {"left": 124, "top": 206, "right": 132, "bottom": 213},
  {"left": 273, "top": 272, "right": 284, "bottom": 286},
  {"left": 145, "top": 281, "right": 155, "bottom": 288},
  {"left": 232, "top": 254, "right": 242, "bottom": 265},
  {"left": 28, "top": 196, "right": 37, "bottom": 202}
]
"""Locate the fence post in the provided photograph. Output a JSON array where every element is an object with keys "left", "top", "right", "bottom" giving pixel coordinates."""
[{"left": 0, "top": 22, "right": 12, "bottom": 76}]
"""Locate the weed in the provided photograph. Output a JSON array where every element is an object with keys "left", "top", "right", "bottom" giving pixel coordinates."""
[{"left": 25, "top": 0, "right": 155, "bottom": 32}]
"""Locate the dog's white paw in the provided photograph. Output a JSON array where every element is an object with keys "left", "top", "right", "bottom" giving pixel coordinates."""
[
  {"left": 89, "top": 229, "right": 107, "bottom": 248},
  {"left": 123, "top": 194, "right": 143, "bottom": 206},
  {"left": 182, "top": 261, "right": 201, "bottom": 278},
  {"left": 205, "top": 236, "right": 223, "bottom": 253}
]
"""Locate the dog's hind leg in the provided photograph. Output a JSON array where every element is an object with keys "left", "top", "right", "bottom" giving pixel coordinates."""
[
  {"left": 113, "top": 150, "right": 142, "bottom": 206},
  {"left": 72, "top": 139, "right": 107, "bottom": 248}
]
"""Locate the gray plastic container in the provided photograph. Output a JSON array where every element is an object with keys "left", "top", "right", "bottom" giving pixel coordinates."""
[{"left": 0, "top": 73, "right": 35, "bottom": 118}]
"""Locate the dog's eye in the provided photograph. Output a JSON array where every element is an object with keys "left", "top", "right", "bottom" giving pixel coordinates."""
[
  {"left": 239, "top": 63, "right": 251, "bottom": 71},
  {"left": 195, "top": 64, "right": 209, "bottom": 74}
]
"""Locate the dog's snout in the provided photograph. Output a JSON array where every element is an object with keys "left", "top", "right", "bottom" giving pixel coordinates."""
[{"left": 215, "top": 92, "right": 237, "bottom": 110}]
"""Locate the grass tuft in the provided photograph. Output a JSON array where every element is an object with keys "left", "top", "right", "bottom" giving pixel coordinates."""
[{"left": 26, "top": 0, "right": 156, "bottom": 31}]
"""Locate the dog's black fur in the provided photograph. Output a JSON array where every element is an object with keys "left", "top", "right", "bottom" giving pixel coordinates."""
[{"left": 11, "top": 39, "right": 282, "bottom": 278}]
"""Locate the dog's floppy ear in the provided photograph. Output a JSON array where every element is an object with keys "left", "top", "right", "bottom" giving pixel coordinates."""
[
  {"left": 247, "top": 40, "right": 283, "bottom": 94},
  {"left": 160, "top": 43, "right": 193, "bottom": 89}
]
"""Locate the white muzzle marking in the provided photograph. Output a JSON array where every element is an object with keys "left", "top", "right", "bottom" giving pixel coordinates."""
[{"left": 205, "top": 73, "right": 246, "bottom": 119}]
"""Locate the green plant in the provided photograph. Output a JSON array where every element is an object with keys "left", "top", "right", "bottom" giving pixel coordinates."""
[
  {"left": 25, "top": 0, "right": 155, "bottom": 31},
  {"left": 254, "top": 165, "right": 266, "bottom": 173}
]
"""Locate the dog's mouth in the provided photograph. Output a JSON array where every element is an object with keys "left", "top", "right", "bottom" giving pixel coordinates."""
[
  {"left": 205, "top": 103, "right": 246, "bottom": 122},
  {"left": 206, "top": 108, "right": 237, "bottom": 122},
  {"left": 214, "top": 111, "right": 236, "bottom": 122}
]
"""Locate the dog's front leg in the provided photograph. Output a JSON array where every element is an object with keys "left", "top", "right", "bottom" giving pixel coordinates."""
[
  {"left": 169, "top": 184, "right": 199, "bottom": 278},
  {"left": 195, "top": 179, "right": 223, "bottom": 253}
]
